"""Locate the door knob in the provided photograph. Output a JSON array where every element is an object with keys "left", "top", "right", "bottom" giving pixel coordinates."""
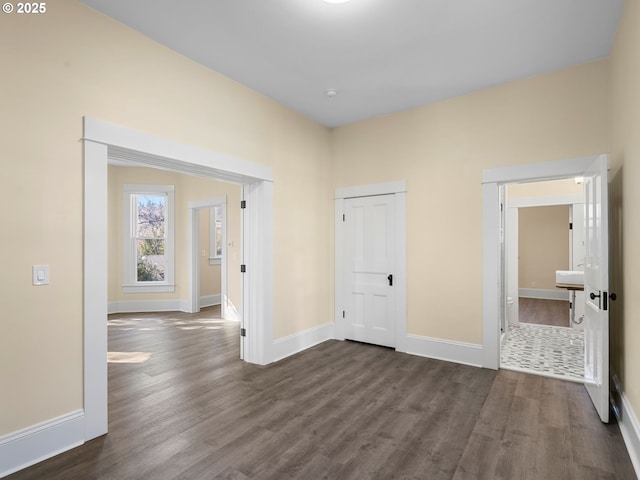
[{"left": 610, "top": 293, "right": 617, "bottom": 301}]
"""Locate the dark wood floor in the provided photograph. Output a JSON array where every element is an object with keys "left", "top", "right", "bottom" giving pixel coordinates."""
[
  {"left": 520, "top": 297, "right": 571, "bottom": 327},
  {"left": 7, "top": 308, "right": 636, "bottom": 479}
]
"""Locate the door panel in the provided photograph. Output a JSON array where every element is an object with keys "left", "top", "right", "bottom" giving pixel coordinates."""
[
  {"left": 583, "top": 155, "right": 609, "bottom": 423},
  {"left": 344, "top": 195, "right": 396, "bottom": 347}
]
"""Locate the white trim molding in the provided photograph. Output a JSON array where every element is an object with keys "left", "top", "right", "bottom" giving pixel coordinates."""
[
  {"left": 200, "top": 294, "right": 222, "bottom": 308},
  {"left": 83, "top": 138, "right": 108, "bottom": 440},
  {"left": 272, "top": 323, "right": 335, "bottom": 363},
  {"left": 107, "top": 299, "right": 189, "bottom": 314},
  {"left": 84, "top": 117, "right": 273, "bottom": 184},
  {"left": 83, "top": 117, "right": 275, "bottom": 467},
  {"left": 482, "top": 156, "right": 599, "bottom": 184},
  {"left": 241, "top": 181, "right": 274, "bottom": 365},
  {"left": 612, "top": 373, "right": 640, "bottom": 477},
  {"left": 0, "top": 410, "right": 84, "bottom": 478},
  {"left": 335, "top": 180, "right": 407, "bottom": 199},
  {"left": 403, "top": 335, "right": 483, "bottom": 367}
]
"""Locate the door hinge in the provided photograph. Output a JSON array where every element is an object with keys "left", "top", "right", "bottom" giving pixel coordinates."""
[
  {"left": 240, "top": 328, "right": 246, "bottom": 337},
  {"left": 342, "top": 214, "right": 345, "bottom": 222},
  {"left": 241, "top": 200, "right": 246, "bottom": 209},
  {"left": 603, "top": 291, "right": 608, "bottom": 311},
  {"left": 241, "top": 264, "right": 246, "bottom": 273},
  {"left": 569, "top": 222, "right": 573, "bottom": 230},
  {"left": 342, "top": 310, "right": 345, "bottom": 318},
  {"left": 569, "top": 302, "right": 573, "bottom": 309}
]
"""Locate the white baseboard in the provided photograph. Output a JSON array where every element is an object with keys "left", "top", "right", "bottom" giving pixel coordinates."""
[
  {"left": 108, "top": 299, "right": 189, "bottom": 314},
  {"left": 334, "top": 322, "right": 483, "bottom": 368},
  {"left": 612, "top": 372, "right": 640, "bottom": 477},
  {"left": 519, "top": 288, "right": 569, "bottom": 301},
  {"left": 271, "top": 322, "right": 335, "bottom": 363},
  {"left": 199, "top": 294, "right": 221, "bottom": 308},
  {"left": 0, "top": 410, "right": 84, "bottom": 479},
  {"left": 402, "top": 334, "right": 484, "bottom": 368}
]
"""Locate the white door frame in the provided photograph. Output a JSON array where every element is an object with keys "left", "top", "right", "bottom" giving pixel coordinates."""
[
  {"left": 187, "top": 196, "right": 228, "bottom": 315},
  {"left": 482, "top": 156, "right": 598, "bottom": 369},
  {"left": 83, "top": 117, "right": 274, "bottom": 441},
  {"left": 334, "top": 181, "right": 407, "bottom": 352}
]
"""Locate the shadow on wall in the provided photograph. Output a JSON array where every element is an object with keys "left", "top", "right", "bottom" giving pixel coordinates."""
[{"left": 609, "top": 163, "right": 624, "bottom": 401}]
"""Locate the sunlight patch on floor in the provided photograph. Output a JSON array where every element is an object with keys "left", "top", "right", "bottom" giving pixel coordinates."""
[{"left": 108, "top": 351, "right": 152, "bottom": 363}]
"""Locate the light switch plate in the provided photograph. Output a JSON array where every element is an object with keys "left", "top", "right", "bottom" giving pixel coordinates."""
[{"left": 33, "top": 265, "right": 49, "bottom": 286}]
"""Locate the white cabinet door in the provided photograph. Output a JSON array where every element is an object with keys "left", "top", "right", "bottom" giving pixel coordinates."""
[
  {"left": 344, "top": 195, "right": 396, "bottom": 347},
  {"left": 583, "top": 155, "right": 610, "bottom": 423}
]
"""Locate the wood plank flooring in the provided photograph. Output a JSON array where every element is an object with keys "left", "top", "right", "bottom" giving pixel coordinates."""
[
  {"left": 7, "top": 308, "right": 636, "bottom": 480},
  {"left": 519, "top": 297, "right": 571, "bottom": 327}
]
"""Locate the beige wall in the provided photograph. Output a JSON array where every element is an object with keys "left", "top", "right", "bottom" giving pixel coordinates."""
[
  {"left": 0, "top": 0, "right": 332, "bottom": 435},
  {"left": 610, "top": 0, "right": 640, "bottom": 427},
  {"left": 332, "top": 59, "right": 609, "bottom": 344},
  {"left": 518, "top": 206, "right": 570, "bottom": 290},
  {"left": 508, "top": 178, "right": 583, "bottom": 199},
  {"left": 108, "top": 166, "right": 238, "bottom": 306},
  {"left": 199, "top": 209, "right": 221, "bottom": 299}
]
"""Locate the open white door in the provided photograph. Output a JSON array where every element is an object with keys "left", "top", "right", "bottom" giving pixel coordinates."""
[{"left": 583, "top": 154, "right": 610, "bottom": 423}]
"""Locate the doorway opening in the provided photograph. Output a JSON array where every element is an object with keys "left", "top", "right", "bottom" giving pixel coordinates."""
[
  {"left": 500, "top": 178, "right": 585, "bottom": 382},
  {"left": 482, "top": 154, "right": 611, "bottom": 422},
  {"left": 187, "top": 195, "right": 242, "bottom": 320},
  {"left": 83, "top": 117, "right": 274, "bottom": 441},
  {"left": 196, "top": 202, "right": 228, "bottom": 314}
]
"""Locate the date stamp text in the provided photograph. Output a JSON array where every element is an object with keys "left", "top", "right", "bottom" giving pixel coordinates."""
[{"left": 3, "top": 3, "right": 47, "bottom": 14}]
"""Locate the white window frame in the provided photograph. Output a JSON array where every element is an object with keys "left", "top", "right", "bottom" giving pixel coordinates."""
[
  {"left": 122, "top": 184, "right": 175, "bottom": 293},
  {"left": 209, "top": 204, "right": 226, "bottom": 265}
]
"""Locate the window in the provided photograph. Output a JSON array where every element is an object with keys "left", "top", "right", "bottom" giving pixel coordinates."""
[
  {"left": 122, "top": 184, "right": 175, "bottom": 293},
  {"left": 209, "top": 205, "right": 225, "bottom": 265}
]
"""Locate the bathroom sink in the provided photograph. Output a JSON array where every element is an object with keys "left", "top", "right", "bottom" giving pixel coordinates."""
[{"left": 555, "top": 270, "right": 584, "bottom": 286}]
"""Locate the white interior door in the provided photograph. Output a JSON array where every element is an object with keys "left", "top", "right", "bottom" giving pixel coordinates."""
[
  {"left": 583, "top": 155, "right": 610, "bottom": 423},
  {"left": 344, "top": 194, "right": 396, "bottom": 347},
  {"left": 571, "top": 203, "right": 586, "bottom": 329}
]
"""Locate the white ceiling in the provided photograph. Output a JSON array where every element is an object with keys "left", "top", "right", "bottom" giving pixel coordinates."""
[{"left": 79, "top": 0, "right": 624, "bottom": 128}]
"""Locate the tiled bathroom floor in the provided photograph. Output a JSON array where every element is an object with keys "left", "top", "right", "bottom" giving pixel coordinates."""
[{"left": 500, "top": 323, "right": 584, "bottom": 382}]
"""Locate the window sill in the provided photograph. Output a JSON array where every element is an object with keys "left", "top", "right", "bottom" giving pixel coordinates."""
[{"left": 122, "top": 284, "right": 176, "bottom": 294}]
